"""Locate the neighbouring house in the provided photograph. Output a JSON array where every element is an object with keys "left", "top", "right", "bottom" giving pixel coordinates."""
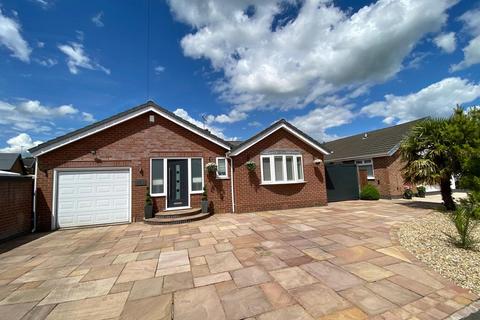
[
  {"left": 29, "top": 101, "right": 329, "bottom": 230},
  {"left": 0, "top": 153, "right": 27, "bottom": 175},
  {"left": 324, "top": 119, "right": 423, "bottom": 199},
  {"left": 22, "top": 157, "right": 36, "bottom": 175}
]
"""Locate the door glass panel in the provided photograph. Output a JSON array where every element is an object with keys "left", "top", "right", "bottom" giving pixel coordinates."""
[
  {"left": 286, "top": 156, "right": 294, "bottom": 180},
  {"left": 175, "top": 164, "right": 181, "bottom": 200}
]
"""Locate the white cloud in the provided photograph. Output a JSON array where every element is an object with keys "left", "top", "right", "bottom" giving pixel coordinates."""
[
  {"left": 433, "top": 32, "right": 456, "bottom": 53},
  {"left": 0, "top": 99, "right": 93, "bottom": 133},
  {"left": 58, "top": 42, "right": 110, "bottom": 75},
  {"left": 167, "top": 0, "right": 457, "bottom": 122},
  {"left": 35, "top": 57, "right": 57, "bottom": 67},
  {"left": 451, "top": 9, "right": 480, "bottom": 71},
  {"left": 291, "top": 105, "right": 355, "bottom": 141},
  {"left": 37, "top": 41, "right": 45, "bottom": 48},
  {"left": 0, "top": 9, "right": 32, "bottom": 62},
  {"left": 154, "top": 65, "right": 165, "bottom": 74},
  {"left": 173, "top": 108, "right": 237, "bottom": 140},
  {"left": 31, "top": 0, "right": 52, "bottom": 9},
  {"left": 92, "top": 11, "right": 104, "bottom": 27},
  {"left": 205, "top": 110, "right": 247, "bottom": 124},
  {"left": 361, "top": 77, "right": 480, "bottom": 123},
  {"left": 0, "top": 133, "right": 42, "bottom": 153},
  {"left": 81, "top": 112, "right": 95, "bottom": 122}
]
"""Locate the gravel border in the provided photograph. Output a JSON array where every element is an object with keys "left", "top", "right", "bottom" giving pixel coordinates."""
[{"left": 397, "top": 211, "right": 480, "bottom": 295}]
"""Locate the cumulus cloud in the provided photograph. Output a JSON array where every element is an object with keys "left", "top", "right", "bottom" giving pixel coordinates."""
[
  {"left": 35, "top": 58, "right": 57, "bottom": 67},
  {"left": 58, "top": 42, "right": 110, "bottom": 75},
  {"left": 167, "top": 0, "right": 457, "bottom": 122},
  {"left": 81, "top": 112, "right": 96, "bottom": 122},
  {"left": 0, "top": 9, "right": 32, "bottom": 62},
  {"left": 291, "top": 105, "right": 355, "bottom": 141},
  {"left": 433, "top": 32, "right": 456, "bottom": 53},
  {"left": 154, "top": 65, "right": 165, "bottom": 74},
  {"left": 0, "top": 133, "right": 42, "bottom": 153},
  {"left": 451, "top": 9, "right": 480, "bottom": 71},
  {"left": 361, "top": 77, "right": 480, "bottom": 124},
  {"left": 92, "top": 11, "right": 104, "bottom": 27},
  {"left": 0, "top": 99, "right": 93, "bottom": 132},
  {"left": 173, "top": 108, "right": 238, "bottom": 140}
]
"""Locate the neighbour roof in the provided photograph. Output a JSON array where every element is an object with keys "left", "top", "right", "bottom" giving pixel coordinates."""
[
  {"left": 0, "top": 153, "right": 23, "bottom": 171},
  {"left": 29, "top": 101, "right": 232, "bottom": 156},
  {"left": 229, "top": 119, "right": 330, "bottom": 156},
  {"left": 324, "top": 118, "right": 424, "bottom": 162},
  {"left": 22, "top": 157, "right": 35, "bottom": 169}
]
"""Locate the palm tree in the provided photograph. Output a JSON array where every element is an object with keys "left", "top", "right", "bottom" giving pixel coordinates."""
[{"left": 400, "top": 118, "right": 457, "bottom": 210}]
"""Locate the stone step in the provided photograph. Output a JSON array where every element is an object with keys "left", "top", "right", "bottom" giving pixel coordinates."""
[
  {"left": 144, "top": 211, "right": 213, "bottom": 225},
  {"left": 154, "top": 208, "right": 202, "bottom": 219}
]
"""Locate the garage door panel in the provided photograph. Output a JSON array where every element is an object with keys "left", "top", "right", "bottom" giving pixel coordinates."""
[{"left": 57, "top": 170, "right": 130, "bottom": 228}]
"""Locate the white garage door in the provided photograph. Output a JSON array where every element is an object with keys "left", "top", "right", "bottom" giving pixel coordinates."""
[{"left": 56, "top": 170, "right": 130, "bottom": 228}]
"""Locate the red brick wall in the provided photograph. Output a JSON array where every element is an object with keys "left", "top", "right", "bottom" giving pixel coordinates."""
[
  {"left": 232, "top": 129, "right": 327, "bottom": 213},
  {"left": 0, "top": 176, "right": 33, "bottom": 240},
  {"left": 36, "top": 111, "right": 232, "bottom": 231},
  {"left": 370, "top": 151, "right": 405, "bottom": 198}
]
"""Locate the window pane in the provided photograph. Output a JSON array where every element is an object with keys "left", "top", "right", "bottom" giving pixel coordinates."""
[
  {"left": 286, "top": 156, "right": 294, "bottom": 180},
  {"left": 360, "top": 164, "right": 374, "bottom": 178},
  {"left": 296, "top": 156, "right": 304, "bottom": 180},
  {"left": 262, "top": 157, "right": 271, "bottom": 181},
  {"left": 274, "top": 156, "right": 284, "bottom": 181},
  {"left": 217, "top": 158, "right": 227, "bottom": 176},
  {"left": 152, "top": 159, "right": 164, "bottom": 194},
  {"left": 191, "top": 158, "right": 202, "bottom": 191}
]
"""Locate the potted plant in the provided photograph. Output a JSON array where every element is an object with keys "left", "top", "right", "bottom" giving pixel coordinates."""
[
  {"left": 201, "top": 186, "right": 209, "bottom": 213},
  {"left": 403, "top": 186, "right": 413, "bottom": 199},
  {"left": 417, "top": 186, "right": 426, "bottom": 198},
  {"left": 205, "top": 162, "right": 217, "bottom": 174},
  {"left": 144, "top": 187, "right": 153, "bottom": 219},
  {"left": 245, "top": 160, "right": 256, "bottom": 172}
]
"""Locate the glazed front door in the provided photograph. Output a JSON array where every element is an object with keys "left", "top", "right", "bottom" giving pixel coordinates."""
[{"left": 167, "top": 159, "right": 189, "bottom": 208}]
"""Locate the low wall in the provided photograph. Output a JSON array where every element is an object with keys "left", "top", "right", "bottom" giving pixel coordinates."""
[{"left": 0, "top": 175, "right": 33, "bottom": 241}]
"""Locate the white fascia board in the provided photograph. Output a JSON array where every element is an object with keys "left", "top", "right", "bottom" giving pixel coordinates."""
[
  {"left": 31, "top": 106, "right": 231, "bottom": 156},
  {"left": 230, "top": 123, "right": 329, "bottom": 156}
]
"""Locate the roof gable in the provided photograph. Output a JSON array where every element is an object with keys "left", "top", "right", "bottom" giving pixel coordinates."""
[
  {"left": 29, "top": 101, "right": 232, "bottom": 156},
  {"left": 324, "top": 118, "right": 424, "bottom": 161},
  {"left": 0, "top": 153, "right": 22, "bottom": 171},
  {"left": 229, "top": 119, "right": 329, "bottom": 156}
]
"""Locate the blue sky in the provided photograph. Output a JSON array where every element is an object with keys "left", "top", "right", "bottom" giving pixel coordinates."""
[{"left": 1, "top": 0, "right": 480, "bottom": 153}]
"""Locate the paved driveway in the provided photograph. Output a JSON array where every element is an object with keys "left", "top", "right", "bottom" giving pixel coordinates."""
[{"left": 0, "top": 201, "right": 477, "bottom": 320}]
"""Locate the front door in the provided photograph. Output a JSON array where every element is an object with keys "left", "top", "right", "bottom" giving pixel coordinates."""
[{"left": 167, "top": 159, "right": 189, "bottom": 208}]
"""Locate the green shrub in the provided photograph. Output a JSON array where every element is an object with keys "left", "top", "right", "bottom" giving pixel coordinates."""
[
  {"left": 448, "top": 202, "right": 479, "bottom": 249},
  {"left": 202, "top": 186, "right": 208, "bottom": 201},
  {"left": 360, "top": 184, "right": 380, "bottom": 200},
  {"left": 145, "top": 187, "right": 152, "bottom": 206},
  {"left": 403, "top": 188, "right": 414, "bottom": 199},
  {"left": 416, "top": 186, "right": 426, "bottom": 197}
]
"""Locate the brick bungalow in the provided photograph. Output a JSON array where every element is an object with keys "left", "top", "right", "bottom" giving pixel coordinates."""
[
  {"left": 324, "top": 120, "right": 422, "bottom": 199},
  {"left": 29, "top": 101, "right": 329, "bottom": 230}
]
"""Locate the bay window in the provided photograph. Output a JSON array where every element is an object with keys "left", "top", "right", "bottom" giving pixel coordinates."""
[{"left": 260, "top": 154, "right": 305, "bottom": 184}]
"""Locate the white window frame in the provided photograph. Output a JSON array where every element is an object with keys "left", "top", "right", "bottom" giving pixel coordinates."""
[
  {"left": 260, "top": 154, "right": 305, "bottom": 185},
  {"left": 355, "top": 159, "right": 375, "bottom": 180},
  {"left": 150, "top": 157, "right": 205, "bottom": 197},
  {"left": 216, "top": 157, "right": 228, "bottom": 179}
]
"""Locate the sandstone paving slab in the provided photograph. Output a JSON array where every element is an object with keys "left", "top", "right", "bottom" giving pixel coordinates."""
[
  {"left": 38, "top": 276, "right": 83, "bottom": 289},
  {"left": 110, "top": 281, "right": 134, "bottom": 294},
  {"left": 194, "top": 272, "right": 232, "bottom": 287},
  {"left": 231, "top": 266, "right": 272, "bottom": 288},
  {"left": 188, "top": 245, "right": 215, "bottom": 258},
  {"left": 38, "top": 277, "right": 116, "bottom": 305},
  {"left": 12, "top": 266, "right": 77, "bottom": 284},
  {"left": 120, "top": 293, "right": 172, "bottom": 320},
  {"left": 268, "top": 246, "right": 305, "bottom": 260},
  {"left": 325, "top": 234, "right": 364, "bottom": 247},
  {"left": 257, "top": 305, "right": 315, "bottom": 320},
  {"left": 156, "top": 249, "right": 189, "bottom": 276},
  {"left": 377, "top": 246, "right": 412, "bottom": 263},
  {"left": 289, "top": 283, "right": 351, "bottom": 318},
  {"left": 21, "top": 304, "right": 56, "bottom": 320},
  {"left": 128, "top": 276, "right": 163, "bottom": 300},
  {"left": 117, "top": 259, "right": 157, "bottom": 283},
  {"left": 301, "top": 261, "right": 363, "bottom": 291},
  {"left": 317, "top": 307, "right": 368, "bottom": 320},
  {"left": 385, "top": 263, "right": 445, "bottom": 290},
  {"left": 302, "top": 247, "right": 334, "bottom": 261},
  {"left": 255, "top": 255, "right": 288, "bottom": 271},
  {"left": 366, "top": 279, "right": 422, "bottom": 306},
  {"left": 0, "top": 301, "right": 36, "bottom": 320},
  {"left": 220, "top": 286, "right": 273, "bottom": 320},
  {"left": 205, "top": 252, "right": 242, "bottom": 274},
  {"left": 339, "top": 286, "right": 396, "bottom": 315},
  {"left": 0, "top": 287, "right": 51, "bottom": 305},
  {"left": 162, "top": 271, "right": 193, "bottom": 293},
  {"left": 330, "top": 246, "right": 383, "bottom": 265},
  {"left": 342, "top": 261, "right": 394, "bottom": 282},
  {"left": 270, "top": 267, "right": 318, "bottom": 290},
  {"left": 174, "top": 285, "right": 226, "bottom": 320},
  {"left": 45, "top": 292, "right": 129, "bottom": 320},
  {"left": 260, "top": 282, "right": 295, "bottom": 309},
  {"left": 81, "top": 263, "right": 124, "bottom": 282}
]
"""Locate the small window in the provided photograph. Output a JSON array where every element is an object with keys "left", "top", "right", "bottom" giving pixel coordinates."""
[
  {"left": 260, "top": 154, "right": 305, "bottom": 184},
  {"left": 191, "top": 158, "right": 203, "bottom": 192},
  {"left": 216, "top": 157, "right": 228, "bottom": 178},
  {"left": 355, "top": 159, "right": 374, "bottom": 179},
  {"left": 296, "top": 156, "right": 304, "bottom": 180},
  {"left": 262, "top": 157, "right": 271, "bottom": 181},
  {"left": 151, "top": 159, "right": 165, "bottom": 195}
]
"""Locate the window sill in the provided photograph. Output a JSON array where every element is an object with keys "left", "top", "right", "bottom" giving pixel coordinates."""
[
  {"left": 190, "top": 191, "right": 204, "bottom": 194},
  {"left": 216, "top": 176, "right": 229, "bottom": 180},
  {"left": 260, "top": 181, "right": 306, "bottom": 186},
  {"left": 367, "top": 177, "right": 375, "bottom": 181},
  {"left": 150, "top": 193, "right": 165, "bottom": 197}
]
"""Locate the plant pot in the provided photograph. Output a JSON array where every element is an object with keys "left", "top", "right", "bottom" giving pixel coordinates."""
[
  {"left": 144, "top": 204, "right": 153, "bottom": 219},
  {"left": 201, "top": 200, "right": 209, "bottom": 213}
]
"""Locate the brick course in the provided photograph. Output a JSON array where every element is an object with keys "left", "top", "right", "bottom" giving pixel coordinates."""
[{"left": 0, "top": 176, "right": 33, "bottom": 240}]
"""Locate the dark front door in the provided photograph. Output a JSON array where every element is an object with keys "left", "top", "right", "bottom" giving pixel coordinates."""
[
  {"left": 167, "top": 159, "right": 189, "bottom": 208},
  {"left": 325, "top": 164, "right": 360, "bottom": 202}
]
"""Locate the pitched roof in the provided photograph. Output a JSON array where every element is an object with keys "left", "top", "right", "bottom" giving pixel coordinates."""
[
  {"left": 29, "top": 101, "right": 232, "bottom": 156},
  {"left": 0, "top": 153, "right": 23, "bottom": 171},
  {"left": 229, "top": 119, "right": 330, "bottom": 156},
  {"left": 324, "top": 118, "right": 424, "bottom": 162}
]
